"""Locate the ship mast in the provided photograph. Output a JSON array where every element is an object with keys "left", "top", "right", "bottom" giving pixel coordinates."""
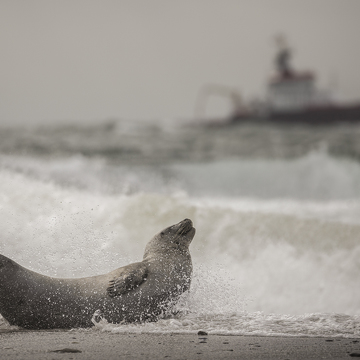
[{"left": 275, "top": 34, "right": 293, "bottom": 78}]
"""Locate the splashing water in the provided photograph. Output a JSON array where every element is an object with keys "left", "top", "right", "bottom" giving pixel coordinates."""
[{"left": 0, "top": 122, "right": 360, "bottom": 337}]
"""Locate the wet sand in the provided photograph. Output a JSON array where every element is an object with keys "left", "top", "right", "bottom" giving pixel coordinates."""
[{"left": 0, "top": 330, "right": 359, "bottom": 359}]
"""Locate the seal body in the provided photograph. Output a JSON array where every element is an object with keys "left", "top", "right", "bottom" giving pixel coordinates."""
[{"left": 0, "top": 219, "right": 195, "bottom": 329}]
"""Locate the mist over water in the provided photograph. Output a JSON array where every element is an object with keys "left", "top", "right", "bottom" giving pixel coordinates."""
[{"left": 0, "top": 120, "right": 359, "bottom": 336}]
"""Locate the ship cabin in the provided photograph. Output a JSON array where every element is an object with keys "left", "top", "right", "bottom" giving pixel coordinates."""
[{"left": 267, "top": 72, "right": 315, "bottom": 113}]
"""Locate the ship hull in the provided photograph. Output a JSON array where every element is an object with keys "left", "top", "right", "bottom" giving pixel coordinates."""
[{"left": 230, "top": 104, "right": 360, "bottom": 125}]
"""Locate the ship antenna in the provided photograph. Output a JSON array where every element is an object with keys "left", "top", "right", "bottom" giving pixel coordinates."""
[{"left": 275, "top": 34, "right": 293, "bottom": 78}]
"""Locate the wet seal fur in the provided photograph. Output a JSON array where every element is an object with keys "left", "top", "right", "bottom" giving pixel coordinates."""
[{"left": 0, "top": 219, "right": 195, "bottom": 329}]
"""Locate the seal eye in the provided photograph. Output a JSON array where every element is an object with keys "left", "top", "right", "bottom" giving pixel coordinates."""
[
  {"left": 160, "top": 231, "right": 165, "bottom": 236},
  {"left": 175, "top": 241, "right": 180, "bottom": 245}
]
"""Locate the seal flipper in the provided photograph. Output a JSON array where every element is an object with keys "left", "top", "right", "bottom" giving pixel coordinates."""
[{"left": 107, "top": 262, "right": 148, "bottom": 297}]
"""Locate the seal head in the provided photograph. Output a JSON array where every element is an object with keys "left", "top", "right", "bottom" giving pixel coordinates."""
[{"left": 143, "top": 218, "right": 195, "bottom": 259}]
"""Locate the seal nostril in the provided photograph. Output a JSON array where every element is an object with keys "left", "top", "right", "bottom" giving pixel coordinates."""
[{"left": 183, "top": 218, "right": 193, "bottom": 227}]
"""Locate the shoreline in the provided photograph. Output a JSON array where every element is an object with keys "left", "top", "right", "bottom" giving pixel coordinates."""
[{"left": 0, "top": 330, "right": 359, "bottom": 359}]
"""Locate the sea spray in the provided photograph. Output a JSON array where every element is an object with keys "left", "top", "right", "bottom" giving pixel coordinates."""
[
  {"left": 0, "top": 127, "right": 360, "bottom": 336},
  {"left": 0, "top": 165, "right": 359, "bottom": 315}
]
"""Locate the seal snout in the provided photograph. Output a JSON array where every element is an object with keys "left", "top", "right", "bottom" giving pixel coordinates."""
[
  {"left": 182, "top": 218, "right": 193, "bottom": 227},
  {"left": 178, "top": 218, "right": 194, "bottom": 236}
]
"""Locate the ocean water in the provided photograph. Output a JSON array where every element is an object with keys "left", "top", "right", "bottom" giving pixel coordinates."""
[{"left": 0, "top": 120, "right": 359, "bottom": 337}]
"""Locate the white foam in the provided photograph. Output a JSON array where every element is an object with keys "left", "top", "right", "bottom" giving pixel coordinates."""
[{"left": 0, "top": 152, "right": 359, "bottom": 336}]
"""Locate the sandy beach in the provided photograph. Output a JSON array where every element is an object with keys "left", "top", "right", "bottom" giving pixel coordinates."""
[{"left": 0, "top": 330, "right": 359, "bottom": 359}]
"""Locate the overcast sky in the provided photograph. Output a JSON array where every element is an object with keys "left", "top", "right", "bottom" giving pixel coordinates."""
[{"left": 1, "top": 0, "right": 360, "bottom": 125}]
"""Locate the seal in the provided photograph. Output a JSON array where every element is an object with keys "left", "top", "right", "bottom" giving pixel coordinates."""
[{"left": 0, "top": 218, "right": 195, "bottom": 329}]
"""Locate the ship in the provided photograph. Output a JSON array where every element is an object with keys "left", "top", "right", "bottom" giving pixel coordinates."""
[{"left": 195, "top": 37, "right": 360, "bottom": 125}]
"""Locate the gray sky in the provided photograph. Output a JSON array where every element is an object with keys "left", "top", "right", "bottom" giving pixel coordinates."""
[{"left": 1, "top": 0, "right": 360, "bottom": 125}]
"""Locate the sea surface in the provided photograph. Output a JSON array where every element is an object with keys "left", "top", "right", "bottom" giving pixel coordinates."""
[{"left": 0, "top": 119, "right": 359, "bottom": 337}]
